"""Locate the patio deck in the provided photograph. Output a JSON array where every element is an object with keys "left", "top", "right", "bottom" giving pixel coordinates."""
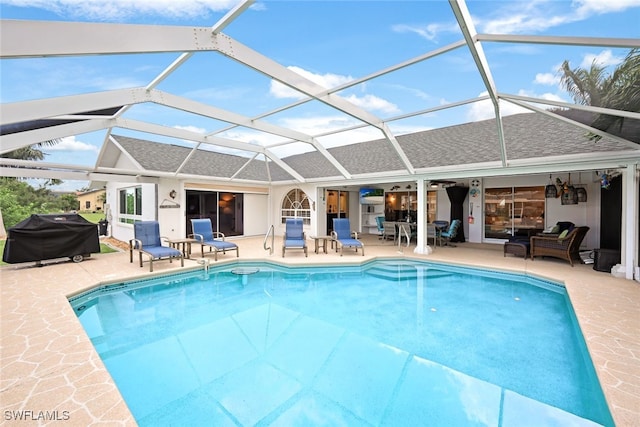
[{"left": 1, "top": 235, "right": 639, "bottom": 426}]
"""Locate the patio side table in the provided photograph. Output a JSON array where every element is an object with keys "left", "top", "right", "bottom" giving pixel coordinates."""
[
  {"left": 168, "top": 238, "right": 199, "bottom": 258},
  {"left": 310, "top": 236, "right": 332, "bottom": 254}
]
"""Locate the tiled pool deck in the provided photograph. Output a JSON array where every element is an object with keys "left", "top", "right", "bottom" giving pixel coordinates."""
[{"left": 1, "top": 236, "right": 639, "bottom": 426}]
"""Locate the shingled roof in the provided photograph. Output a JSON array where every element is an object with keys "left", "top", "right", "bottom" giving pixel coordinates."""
[{"left": 108, "top": 112, "right": 637, "bottom": 183}]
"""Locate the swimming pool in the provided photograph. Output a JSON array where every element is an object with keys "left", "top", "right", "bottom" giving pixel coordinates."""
[{"left": 70, "top": 260, "right": 613, "bottom": 426}]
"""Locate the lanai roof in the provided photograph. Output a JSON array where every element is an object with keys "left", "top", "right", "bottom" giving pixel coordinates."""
[
  {"left": 103, "top": 112, "right": 638, "bottom": 185},
  {"left": 1, "top": 0, "right": 639, "bottom": 187}
]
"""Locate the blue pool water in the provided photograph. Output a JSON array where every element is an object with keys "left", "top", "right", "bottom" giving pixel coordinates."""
[{"left": 71, "top": 260, "right": 613, "bottom": 426}]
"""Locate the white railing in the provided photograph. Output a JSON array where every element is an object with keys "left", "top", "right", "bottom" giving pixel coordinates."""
[
  {"left": 263, "top": 224, "right": 274, "bottom": 255},
  {"left": 398, "top": 223, "right": 412, "bottom": 248}
]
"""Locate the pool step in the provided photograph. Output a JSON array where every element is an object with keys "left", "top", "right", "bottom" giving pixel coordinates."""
[{"left": 365, "top": 264, "right": 452, "bottom": 282}]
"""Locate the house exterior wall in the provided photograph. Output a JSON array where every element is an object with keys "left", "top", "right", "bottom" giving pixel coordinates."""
[
  {"left": 104, "top": 175, "right": 603, "bottom": 252},
  {"left": 105, "top": 179, "right": 272, "bottom": 243},
  {"left": 77, "top": 190, "right": 105, "bottom": 212}
]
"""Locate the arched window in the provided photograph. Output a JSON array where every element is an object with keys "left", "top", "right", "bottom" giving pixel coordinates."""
[{"left": 281, "top": 188, "right": 311, "bottom": 224}]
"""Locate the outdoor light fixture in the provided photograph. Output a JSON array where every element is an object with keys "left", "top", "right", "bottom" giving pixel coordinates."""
[
  {"left": 169, "top": 189, "right": 177, "bottom": 199},
  {"left": 576, "top": 172, "right": 587, "bottom": 203},
  {"left": 561, "top": 174, "right": 578, "bottom": 205},
  {"left": 576, "top": 187, "right": 587, "bottom": 203},
  {"left": 544, "top": 174, "right": 557, "bottom": 198}
]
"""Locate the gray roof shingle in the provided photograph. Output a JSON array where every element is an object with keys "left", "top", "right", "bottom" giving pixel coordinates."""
[{"left": 111, "top": 112, "right": 637, "bottom": 183}]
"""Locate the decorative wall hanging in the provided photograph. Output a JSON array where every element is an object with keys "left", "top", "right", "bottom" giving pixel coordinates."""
[{"left": 159, "top": 198, "right": 180, "bottom": 209}]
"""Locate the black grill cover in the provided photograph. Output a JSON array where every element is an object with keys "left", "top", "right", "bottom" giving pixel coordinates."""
[{"left": 2, "top": 214, "right": 100, "bottom": 263}]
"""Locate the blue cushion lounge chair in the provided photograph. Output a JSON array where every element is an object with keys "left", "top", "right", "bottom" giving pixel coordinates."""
[
  {"left": 331, "top": 218, "right": 364, "bottom": 256},
  {"left": 129, "top": 221, "right": 184, "bottom": 272},
  {"left": 440, "top": 219, "right": 462, "bottom": 247},
  {"left": 190, "top": 218, "right": 239, "bottom": 261},
  {"left": 282, "top": 218, "right": 308, "bottom": 257}
]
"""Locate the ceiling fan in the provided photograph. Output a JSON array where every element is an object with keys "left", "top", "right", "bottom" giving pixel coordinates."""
[{"left": 429, "top": 180, "right": 457, "bottom": 188}]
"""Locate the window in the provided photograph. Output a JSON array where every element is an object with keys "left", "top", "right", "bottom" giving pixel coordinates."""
[
  {"left": 281, "top": 189, "right": 311, "bottom": 225},
  {"left": 118, "top": 186, "right": 143, "bottom": 224},
  {"left": 484, "top": 186, "right": 545, "bottom": 239},
  {"left": 85, "top": 201, "right": 91, "bottom": 210},
  {"left": 427, "top": 190, "right": 437, "bottom": 223}
]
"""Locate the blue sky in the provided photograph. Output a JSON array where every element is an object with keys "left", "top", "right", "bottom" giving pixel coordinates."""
[{"left": 1, "top": 0, "right": 639, "bottom": 190}]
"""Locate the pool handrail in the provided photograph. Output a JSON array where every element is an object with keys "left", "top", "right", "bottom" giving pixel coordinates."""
[{"left": 263, "top": 224, "right": 274, "bottom": 255}]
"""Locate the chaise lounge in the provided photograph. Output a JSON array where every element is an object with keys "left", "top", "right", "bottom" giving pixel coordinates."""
[
  {"left": 282, "top": 218, "right": 308, "bottom": 257},
  {"left": 530, "top": 226, "right": 589, "bottom": 267},
  {"left": 190, "top": 218, "right": 239, "bottom": 261},
  {"left": 331, "top": 218, "right": 364, "bottom": 256},
  {"left": 130, "top": 221, "right": 184, "bottom": 272}
]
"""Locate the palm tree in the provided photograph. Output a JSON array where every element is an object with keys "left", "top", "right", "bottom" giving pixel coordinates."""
[
  {"left": 559, "top": 48, "right": 639, "bottom": 141},
  {"left": 1, "top": 139, "right": 61, "bottom": 161},
  {"left": 0, "top": 139, "right": 63, "bottom": 191}
]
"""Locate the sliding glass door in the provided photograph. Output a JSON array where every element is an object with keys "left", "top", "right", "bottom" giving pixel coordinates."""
[
  {"left": 186, "top": 190, "right": 244, "bottom": 237},
  {"left": 484, "top": 186, "right": 545, "bottom": 240}
]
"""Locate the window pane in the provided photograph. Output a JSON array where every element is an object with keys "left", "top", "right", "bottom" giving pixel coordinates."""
[
  {"left": 485, "top": 187, "right": 513, "bottom": 239},
  {"left": 427, "top": 191, "right": 437, "bottom": 223},
  {"left": 282, "top": 189, "right": 310, "bottom": 224},
  {"left": 119, "top": 189, "right": 126, "bottom": 214},
  {"left": 513, "top": 186, "right": 545, "bottom": 237},
  {"left": 484, "top": 186, "right": 544, "bottom": 239},
  {"left": 135, "top": 187, "right": 142, "bottom": 215},
  {"left": 126, "top": 190, "right": 135, "bottom": 215}
]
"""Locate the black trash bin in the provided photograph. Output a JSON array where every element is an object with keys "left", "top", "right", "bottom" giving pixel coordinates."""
[
  {"left": 2, "top": 214, "right": 101, "bottom": 264},
  {"left": 98, "top": 219, "right": 109, "bottom": 236},
  {"left": 593, "top": 248, "right": 621, "bottom": 272}
]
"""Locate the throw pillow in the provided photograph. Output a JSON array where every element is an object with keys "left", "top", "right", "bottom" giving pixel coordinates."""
[
  {"left": 558, "top": 229, "right": 569, "bottom": 240},
  {"left": 550, "top": 225, "right": 560, "bottom": 233}
]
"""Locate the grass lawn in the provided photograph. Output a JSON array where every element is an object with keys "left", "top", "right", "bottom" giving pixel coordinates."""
[{"left": 80, "top": 212, "right": 106, "bottom": 223}]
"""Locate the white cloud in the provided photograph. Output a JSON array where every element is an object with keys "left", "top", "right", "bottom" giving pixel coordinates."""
[
  {"left": 219, "top": 129, "right": 283, "bottom": 147},
  {"left": 536, "top": 92, "right": 566, "bottom": 103},
  {"left": 477, "top": 0, "right": 640, "bottom": 34},
  {"left": 343, "top": 94, "right": 400, "bottom": 115},
  {"left": 391, "top": 22, "right": 460, "bottom": 41},
  {"left": 45, "top": 136, "right": 99, "bottom": 153},
  {"left": 277, "top": 115, "right": 357, "bottom": 136},
  {"left": 2, "top": 0, "right": 240, "bottom": 20},
  {"left": 466, "top": 92, "right": 532, "bottom": 122},
  {"left": 478, "top": 11, "right": 570, "bottom": 34},
  {"left": 574, "top": 0, "right": 640, "bottom": 15},
  {"left": 270, "top": 66, "right": 353, "bottom": 99},
  {"left": 270, "top": 66, "right": 399, "bottom": 114},
  {"left": 534, "top": 72, "right": 560, "bottom": 85},
  {"left": 173, "top": 125, "right": 206, "bottom": 134},
  {"left": 580, "top": 50, "right": 624, "bottom": 68}
]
